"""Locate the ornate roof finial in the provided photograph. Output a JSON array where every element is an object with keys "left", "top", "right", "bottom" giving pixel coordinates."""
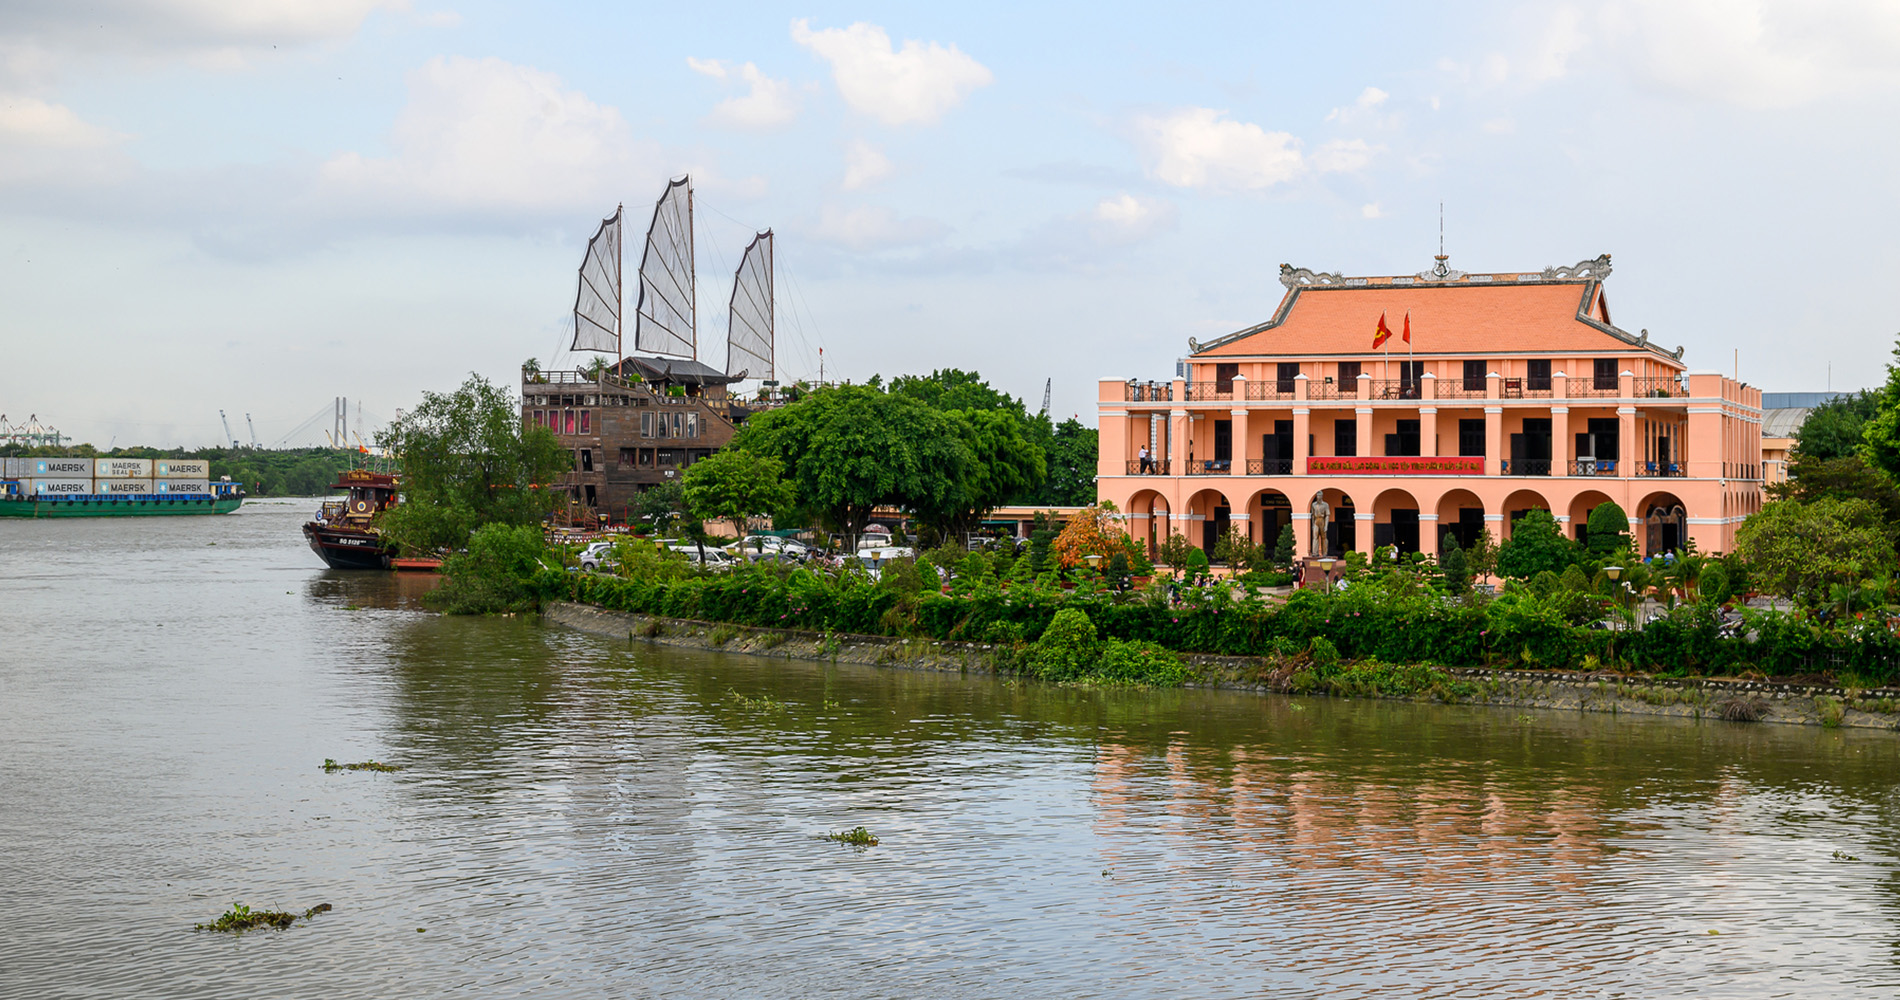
[{"left": 1432, "top": 202, "right": 1451, "bottom": 278}]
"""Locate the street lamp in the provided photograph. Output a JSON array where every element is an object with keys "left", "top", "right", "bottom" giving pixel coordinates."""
[
  {"left": 1315, "top": 555, "right": 1337, "bottom": 591},
  {"left": 1604, "top": 565, "right": 1624, "bottom": 665}
]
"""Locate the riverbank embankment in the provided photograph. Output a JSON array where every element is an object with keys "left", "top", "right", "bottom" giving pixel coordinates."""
[{"left": 544, "top": 602, "right": 1900, "bottom": 730}]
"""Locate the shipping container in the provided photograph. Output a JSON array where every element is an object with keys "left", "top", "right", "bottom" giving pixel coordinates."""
[
  {"left": 33, "top": 458, "right": 91, "bottom": 476},
  {"left": 31, "top": 478, "right": 93, "bottom": 495},
  {"left": 154, "top": 459, "right": 210, "bottom": 477},
  {"left": 96, "top": 479, "right": 155, "bottom": 495},
  {"left": 0, "top": 457, "right": 30, "bottom": 477},
  {"left": 94, "top": 458, "right": 153, "bottom": 479},
  {"left": 154, "top": 480, "right": 212, "bottom": 495}
]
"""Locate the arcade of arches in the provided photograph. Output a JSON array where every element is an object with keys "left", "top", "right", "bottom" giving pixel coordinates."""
[{"left": 1119, "top": 484, "right": 1718, "bottom": 561}]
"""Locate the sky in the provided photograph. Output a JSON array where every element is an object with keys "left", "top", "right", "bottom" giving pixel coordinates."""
[{"left": 4, "top": 1, "right": 1900, "bottom": 448}]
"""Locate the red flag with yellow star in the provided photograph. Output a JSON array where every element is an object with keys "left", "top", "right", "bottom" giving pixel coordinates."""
[{"left": 1373, "top": 312, "right": 1393, "bottom": 349}]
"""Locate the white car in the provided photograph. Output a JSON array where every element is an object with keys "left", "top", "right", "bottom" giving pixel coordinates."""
[
  {"left": 669, "top": 545, "right": 736, "bottom": 570},
  {"left": 578, "top": 541, "right": 618, "bottom": 573},
  {"left": 729, "top": 535, "right": 816, "bottom": 561}
]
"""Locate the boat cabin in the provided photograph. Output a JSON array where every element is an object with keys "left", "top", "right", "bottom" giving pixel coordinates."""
[{"left": 322, "top": 469, "right": 400, "bottom": 525}]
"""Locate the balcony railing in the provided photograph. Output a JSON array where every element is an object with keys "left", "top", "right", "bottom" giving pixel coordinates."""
[
  {"left": 1500, "top": 459, "right": 1553, "bottom": 476},
  {"left": 1571, "top": 379, "right": 1621, "bottom": 397},
  {"left": 1634, "top": 377, "right": 1688, "bottom": 398},
  {"left": 1124, "top": 459, "right": 1171, "bottom": 475},
  {"left": 1124, "top": 381, "right": 1173, "bottom": 402},
  {"left": 1572, "top": 459, "right": 1621, "bottom": 476},
  {"left": 1184, "top": 459, "right": 1235, "bottom": 475},
  {"left": 1368, "top": 380, "right": 1422, "bottom": 400},
  {"left": 1633, "top": 462, "right": 1683, "bottom": 477},
  {"left": 1183, "top": 383, "right": 1233, "bottom": 401},
  {"left": 1307, "top": 381, "right": 1358, "bottom": 400},
  {"left": 1246, "top": 381, "right": 1298, "bottom": 400},
  {"left": 1247, "top": 458, "right": 1294, "bottom": 475},
  {"left": 1439, "top": 380, "right": 1487, "bottom": 398}
]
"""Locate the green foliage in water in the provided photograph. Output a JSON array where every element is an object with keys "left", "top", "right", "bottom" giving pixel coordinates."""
[
  {"left": 196, "top": 902, "right": 332, "bottom": 933},
  {"left": 322, "top": 758, "right": 400, "bottom": 773},
  {"left": 825, "top": 826, "right": 879, "bottom": 846}
]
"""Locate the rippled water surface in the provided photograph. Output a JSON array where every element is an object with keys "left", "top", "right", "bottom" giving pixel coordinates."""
[{"left": 4, "top": 500, "right": 1900, "bottom": 998}]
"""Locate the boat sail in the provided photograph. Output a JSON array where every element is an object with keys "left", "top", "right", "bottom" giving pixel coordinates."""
[
  {"left": 726, "top": 230, "right": 773, "bottom": 381},
  {"left": 571, "top": 205, "right": 622, "bottom": 357},
  {"left": 634, "top": 177, "right": 696, "bottom": 360},
  {"left": 572, "top": 175, "right": 774, "bottom": 377}
]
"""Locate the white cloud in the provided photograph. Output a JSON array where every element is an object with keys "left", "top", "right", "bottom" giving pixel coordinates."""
[
  {"left": 3, "top": 0, "right": 402, "bottom": 69},
  {"left": 319, "top": 56, "right": 656, "bottom": 216},
  {"left": 791, "top": 19, "right": 993, "bottom": 126},
  {"left": 1090, "top": 193, "right": 1177, "bottom": 243},
  {"left": 1313, "top": 138, "right": 1378, "bottom": 173},
  {"left": 1361, "top": 203, "right": 1384, "bottom": 219},
  {"left": 808, "top": 204, "right": 948, "bottom": 250},
  {"left": 1132, "top": 107, "right": 1304, "bottom": 192},
  {"left": 842, "top": 139, "right": 893, "bottom": 190},
  {"left": 1327, "top": 86, "right": 1389, "bottom": 123},
  {"left": 687, "top": 58, "right": 799, "bottom": 129},
  {"left": 1482, "top": 117, "right": 1516, "bottom": 134},
  {"left": 0, "top": 94, "right": 130, "bottom": 183}
]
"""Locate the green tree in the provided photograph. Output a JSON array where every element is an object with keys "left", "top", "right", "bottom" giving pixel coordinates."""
[
  {"left": 1496, "top": 509, "right": 1579, "bottom": 579},
  {"left": 629, "top": 481, "right": 687, "bottom": 535},
  {"left": 1439, "top": 535, "right": 1471, "bottom": 595},
  {"left": 374, "top": 374, "right": 568, "bottom": 554},
  {"left": 1156, "top": 529, "right": 1193, "bottom": 578},
  {"left": 1862, "top": 337, "right": 1900, "bottom": 478},
  {"left": 1271, "top": 526, "right": 1295, "bottom": 568},
  {"left": 1585, "top": 501, "right": 1632, "bottom": 556},
  {"left": 680, "top": 449, "right": 795, "bottom": 547},
  {"left": 1034, "top": 417, "right": 1099, "bottom": 506},
  {"left": 429, "top": 523, "right": 548, "bottom": 614},
  {"left": 1770, "top": 453, "right": 1900, "bottom": 538},
  {"left": 734, "top": 384, "right": 974, "bottom": 550},
  {"left": 913, "top": 408, "right": 1045, "bottom": 539},
  {"left": 1736, "top": 497, "right": 1896, "bottom": 609},
  {"left": 1796, "top": 391, "right": 1879, "bottom": 461}
]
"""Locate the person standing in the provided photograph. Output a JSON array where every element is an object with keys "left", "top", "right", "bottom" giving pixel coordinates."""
[{"left": 1137, "top": 444, "right": 1152, "bottom": 474}]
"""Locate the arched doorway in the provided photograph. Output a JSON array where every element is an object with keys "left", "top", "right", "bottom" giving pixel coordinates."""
[
  {"left": 1435, "top": 488, "right": 1485, "bottom": 552},
  {"left": 1566, "top": 489, "right": 1616, "bottom": 545},
  {"left": 1187, "top": 487, "right": 1235, "bottom": 553},
  {"left": 1637, "top": 491, "right": 1687, "bottom": 556},
  {"left": 1500, "top": 488, "right": 1551, "bottom": 541},
  {"left": 1249, "top": 489, "right": 1294, "bottom": 557},
  {"left": 1372, "top": 487, "right": 1422, "bottom": 556},
  {"left": 1126, "top": 489, "right": 1169, "bottom": 558}
]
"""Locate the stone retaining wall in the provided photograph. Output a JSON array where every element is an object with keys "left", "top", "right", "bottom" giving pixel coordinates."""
[{"left": 544, "top": 602, "right": 1900, "bottom": 730}]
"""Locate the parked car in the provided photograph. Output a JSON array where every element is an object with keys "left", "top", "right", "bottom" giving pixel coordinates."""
[
  {"left": 727, "top": 535, "right": 816, "bottom": 561},
  {"left": 669, "top": 544, "right": 736, "bottom": 570},
  {"left": 578, "top": 541, "right": 618, "bottom": 573}
]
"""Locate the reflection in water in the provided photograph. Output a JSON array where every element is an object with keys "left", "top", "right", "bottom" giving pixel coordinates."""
[{"left": 3, "top": 501, "right": 1900, "bottom": 997}]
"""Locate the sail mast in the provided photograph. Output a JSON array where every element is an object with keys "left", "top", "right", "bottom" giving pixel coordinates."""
[
  {"left": 688, "top": 184, "right": 697, "bottom": 362},
  {"left": 726, "top": 229, "right": 774, "bottom": 382},
  {"left": 632, "top": 176, "right": 696, "bottom": 360},
  {"left": 616, "top": 201, "right": 623, "bottom": 377}
]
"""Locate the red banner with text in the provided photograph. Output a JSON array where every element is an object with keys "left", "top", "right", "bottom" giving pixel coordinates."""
[{"left": 1307, "top": 456, "right": 1485, "bottom": 475}]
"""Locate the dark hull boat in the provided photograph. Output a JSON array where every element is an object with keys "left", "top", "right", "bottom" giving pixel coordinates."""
[{"left": 303, "top": 469, "right": 400, "bottom": 570}]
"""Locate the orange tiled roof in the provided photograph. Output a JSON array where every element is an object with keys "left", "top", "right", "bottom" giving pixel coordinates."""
[{"left": 1194, "top": 258, "right": 1682, "bottom": 362}]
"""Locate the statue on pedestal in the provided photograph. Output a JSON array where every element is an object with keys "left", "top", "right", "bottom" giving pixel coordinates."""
[{"left": 1309, "top": 494, "right": 1331, "bottom": 556}]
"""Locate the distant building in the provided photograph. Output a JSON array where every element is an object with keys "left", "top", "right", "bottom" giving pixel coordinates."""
[
  {"left": 521, "top": 357, "right": 771, "bottom": 522},
  {"left": 1097, "top": 255, "right": 1764, "bottom": 558},
  {"left": 1759, "top": 392, "right": 1857, "bottom": 487}
]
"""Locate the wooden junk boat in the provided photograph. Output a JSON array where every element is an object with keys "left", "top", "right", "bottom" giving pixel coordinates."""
[{"left": 303, "top": 469, "right": 400, "bottom": 570}]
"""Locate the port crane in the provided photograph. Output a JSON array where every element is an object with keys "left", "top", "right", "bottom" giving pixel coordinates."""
[
  {"left": 245, "top": 414, "right": 260, "bottom": 449},
  {"left": 219, "top": 410, "right": 239, "bottom": 449}
]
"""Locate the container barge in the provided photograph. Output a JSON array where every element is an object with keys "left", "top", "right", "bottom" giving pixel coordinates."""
[{"left": 0, "top": 458, "right": 245, "bottom": 517}]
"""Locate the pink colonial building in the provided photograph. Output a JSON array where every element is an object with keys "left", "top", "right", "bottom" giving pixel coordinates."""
[{"left": 1097, "top": 255, "right": 1763, "bottom": 562}]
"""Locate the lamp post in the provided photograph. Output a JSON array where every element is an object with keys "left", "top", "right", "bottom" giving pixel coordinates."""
[{"left": 1605, "top": 565, "right": 1624, "bottom": 666}]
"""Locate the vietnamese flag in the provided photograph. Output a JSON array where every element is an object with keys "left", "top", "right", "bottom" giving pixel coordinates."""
[
  {"left": 1402, "top": 311, "right": 1412, "bottom": 344},
  {"left": 1373, "top": 312, "right": 1393, "bottom": 349}
]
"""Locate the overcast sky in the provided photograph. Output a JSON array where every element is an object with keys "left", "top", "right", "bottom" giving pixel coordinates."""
[{"left": 4, "top": 1, "right": 1899, "bottom": 448}]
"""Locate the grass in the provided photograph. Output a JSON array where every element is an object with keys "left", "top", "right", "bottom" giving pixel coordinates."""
[
  {"left": 708, "top": 624, "right": 740, "bottom": 646},
  {"left": 635, "top": 620, "right": 666, "bottom": 638},
  {"left": 196, "top": 902, "right": 332, "bottom": 933},
  {"left": 724, "top": 688, "right": 784, "bottom": 713},
  {"left": 1816, "top": 695, "right": 1847, "bottom": 728},
  {"left": 322, "top": 758, "right": 401, "bottom": 773},
  {"left": 824, "top": 826, "right": 879, "bottom": 846},
  {"left": 1716, "top": 695, "right": 1768, "bottom": 722},
  {"left": 758, "top": 631, "right": 790, "bottom": 650}
]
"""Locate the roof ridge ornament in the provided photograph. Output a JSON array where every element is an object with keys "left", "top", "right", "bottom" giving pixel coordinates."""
[
  {"left": 1278, "top": 263, "right": 1344, "bottom": 289},
  {"left": 1542, "top": 254, "right": 1613, "bottom": 281}
]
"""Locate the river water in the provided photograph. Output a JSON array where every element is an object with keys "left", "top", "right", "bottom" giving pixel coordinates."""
[{"left": 3, "top": 499, "right": 1899, "bottom": 998}]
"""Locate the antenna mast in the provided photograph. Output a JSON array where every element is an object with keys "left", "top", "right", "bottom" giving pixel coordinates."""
[{"left": 1431, "top": 202, "right": 1450, "bottom": 278}]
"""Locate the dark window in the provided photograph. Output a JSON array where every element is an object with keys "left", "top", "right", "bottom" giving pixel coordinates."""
[
  {"left": 1276, "top": 362, "right": 1299, "bottom": 394},
  {"left": 1338, "top": 361, "right": 1361, "bottom": 388},
  {"left": 1463, "top": 360, "right": 1485, "bottom": 392},
  {"left": 657, "top": 449, "right": 679, "bottom": 466},
  {"left": 1586, "top": 417, "right": 1619, "bottom": 460},
  {"left": 584, "top": 484, "right": 597, "bottom": 506},
  {"left": 1398, "top": 361, "right": 1424, "bottom": 398},
  {"left": 1594, "top": 358, "right": 1618, "bottom": 391},
  {"left": 1334, "top": 418, "right": 1356, "bottom": 457},
  {"left": 1213, "top": 419, "right": 1232, "bottom": 463},
  {"left": 1527, "top": 359, "right": 1551, "bottom": 391},
  {"left": 1458, "top": 419, "right": 1485, "bottom": 457},
  {"left": 1392, "top": 419, "right": 1421, "bottom": 457},
  {"left": 580, "top": 449, "right": 594, "bottom": 472},
  {"left": 1215, "top": 362, "right": 1239, "bottom": 393},
  {"left": 638, "top": 448, "right": 654, "bottom": 468},
  {"left": 619, "top": 448, "right": 637, "bottom": 467}
]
